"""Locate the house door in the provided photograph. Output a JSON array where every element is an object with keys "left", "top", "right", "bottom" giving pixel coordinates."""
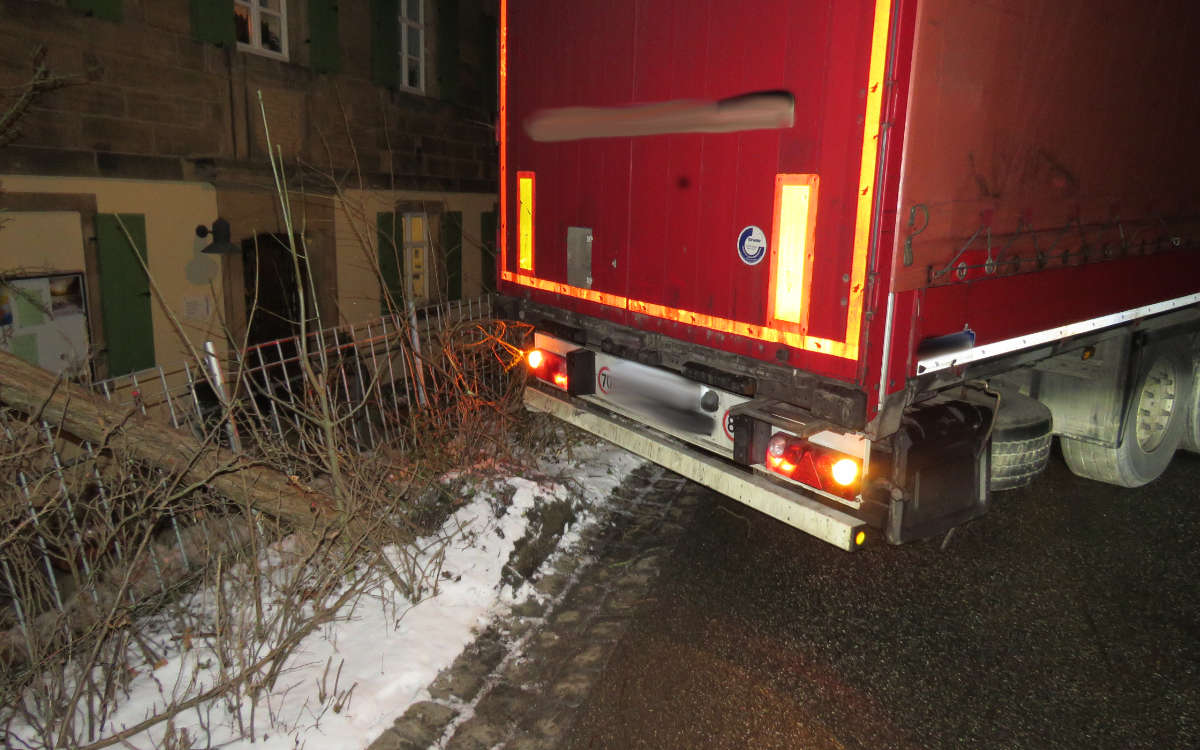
[
  {"left": 242, "top": 233, "right": 311, "bottom": 346},
  {"left": 96, "top": 213, "right": 155, "bottom": 376}
]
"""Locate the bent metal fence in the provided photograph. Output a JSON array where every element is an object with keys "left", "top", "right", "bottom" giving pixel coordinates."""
[
  {"left": 0, "top": 295, "right": 525, "bottom": 744},
  {"left": 97, "top": 295, "right": 510, "bottom": 454}
]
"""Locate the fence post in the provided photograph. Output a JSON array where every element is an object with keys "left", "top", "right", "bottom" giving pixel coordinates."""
[{"left": 205, "top": 341, "right": 241, "bottom": 453}]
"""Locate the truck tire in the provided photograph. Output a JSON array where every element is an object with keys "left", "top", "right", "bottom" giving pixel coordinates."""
[
  {"left": 1183, "top": 336, "right": 1200, "bottom": 453},
  {"left": 1061, "top": 345, "right": 1192, "bottom": 487},
  {"left": 989, "top": 390, "right": 1053, "bottom": 491}
]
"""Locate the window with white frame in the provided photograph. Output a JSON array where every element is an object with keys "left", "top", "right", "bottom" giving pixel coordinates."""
[
  {"left": 399, "top": 0, "right": 424, "bottom": 92},
  {"left": 235, "top": 0, "right": 288, "bottom": 59}
]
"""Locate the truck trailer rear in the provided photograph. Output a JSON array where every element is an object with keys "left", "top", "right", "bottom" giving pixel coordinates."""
[{"left": 496, "top": 0, "right": 1200, "bottom": 549}]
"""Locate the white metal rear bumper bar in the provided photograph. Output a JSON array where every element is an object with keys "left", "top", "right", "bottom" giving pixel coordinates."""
[{"left": 525, "top": 386, "right": 868, "bottom": 551}]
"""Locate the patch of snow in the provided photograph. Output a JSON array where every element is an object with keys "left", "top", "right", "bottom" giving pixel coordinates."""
[{"left": 10, "top": 441, "right": 642, "bottom": 749}]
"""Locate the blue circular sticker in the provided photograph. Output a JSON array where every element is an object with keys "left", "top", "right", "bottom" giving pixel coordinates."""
[{"left": 737, "top": 225, "right": 767, "bottom": 265}]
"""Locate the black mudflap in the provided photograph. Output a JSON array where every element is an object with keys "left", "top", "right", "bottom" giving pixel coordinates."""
[{"left": 883, "top": 398, "right": 994, "bottom": 544}]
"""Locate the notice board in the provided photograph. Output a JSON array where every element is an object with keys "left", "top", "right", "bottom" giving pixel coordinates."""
[{"left": 0, "top": 272, "right": 91, "bottom": 376}]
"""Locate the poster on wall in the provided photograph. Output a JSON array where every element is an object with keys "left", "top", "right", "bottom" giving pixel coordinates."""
[{"left": 0, "top": 273, "right": 91, "bottom": 377}]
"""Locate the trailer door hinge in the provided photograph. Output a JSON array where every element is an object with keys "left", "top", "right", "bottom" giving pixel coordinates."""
[{"left": 884, "top": 76, "right": 902, "bottom": 123}]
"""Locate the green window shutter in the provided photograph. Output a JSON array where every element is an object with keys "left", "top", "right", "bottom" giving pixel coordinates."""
[
  {"left": 437, "top": 0, "right": 459, "bottom": 104},
  {"left": 191, "top": 0, "right": 235, "bottom": 47},
  {"left": 308, "top": 0, "right": 340, "bottom": 74},
  {"left": 480, "top": 206, "right": 497, "bottom": 293},
  {"left": 370, "top": 0, "right": 400, "bottom": 89},
  {"left": 442, "top": 211, "right": 462, "bottom": 300},
  {"left": 68, "top": 0, "right": 123, "bottom": 22},
  {"left": 96, "top": 214, "right": 156, "bottom": 376},
  {"left": 480, "top": 14, "right": 498, "bottom": 114},
  {"left": 378, "top": 212, "right": 403, "bottom": 313}
]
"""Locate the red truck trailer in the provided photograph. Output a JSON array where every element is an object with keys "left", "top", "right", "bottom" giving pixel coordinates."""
[{"left": 497, "top": 0, "right": 1200, "bottom": 549}]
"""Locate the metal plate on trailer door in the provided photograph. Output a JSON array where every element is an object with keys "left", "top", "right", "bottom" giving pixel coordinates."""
[{"left": 567, "top": 226, "right": 593, "bottom": 288}]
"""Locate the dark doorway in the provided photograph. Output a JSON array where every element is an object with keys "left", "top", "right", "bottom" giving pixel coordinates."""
[{"left": 242, "top": 233, "right": 311, "bottom": 346}]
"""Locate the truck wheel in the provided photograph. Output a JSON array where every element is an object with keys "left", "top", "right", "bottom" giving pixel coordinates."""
[
  {"left": 989, "top": 390, "right": 1053, "bottom": 491},
  {"left": 1061, "top": 345, "right": 1192, "bottom": 487},
  {"left": 1183, "top": 336, "right": 1200, "bottom": 453}
]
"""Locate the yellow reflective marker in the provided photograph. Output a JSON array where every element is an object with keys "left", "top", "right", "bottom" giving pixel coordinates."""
[
  {"left": 769, "top": 174, "right": 820, "bottom": 330},
  {"left": 517, "top": 171, "right": 535, "bottom": 272}
]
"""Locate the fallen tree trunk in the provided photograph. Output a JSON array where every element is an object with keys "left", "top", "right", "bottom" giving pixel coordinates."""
[{"left": 0, "top": 351, "right": 341, "bottom": 530}]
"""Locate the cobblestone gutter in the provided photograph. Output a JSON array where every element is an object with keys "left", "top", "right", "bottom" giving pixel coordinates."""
[{"left": 366, "top": 464, "right": 705, "bottom": 750}]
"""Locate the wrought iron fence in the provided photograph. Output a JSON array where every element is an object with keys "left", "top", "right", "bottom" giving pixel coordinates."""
[{"left": 92, "top": 295, "right": 506, "bottom": 453}]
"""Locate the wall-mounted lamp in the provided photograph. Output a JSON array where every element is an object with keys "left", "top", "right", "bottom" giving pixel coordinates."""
[{"left": 196, "top": 217, "right": 239, "bottom": 255}]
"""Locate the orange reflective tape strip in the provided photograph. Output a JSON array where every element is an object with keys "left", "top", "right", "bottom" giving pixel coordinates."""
[
  {"left": 498, "top": 0, "right": 508, "bottom": 271},
  {"left": 627, "top": 298, "right": 851, "bottom": 358},
  {"left": 629, "top": 298, "right": 754, "bottom": 336},
  {"left": 501, "top": 271, "right": 628, "bottom": 308},
  {"left": 843, "top": 0, "right": 892, "bottom": 357},
  {"left": 506, "top": 270, "right": 852, "bottom": 359}
]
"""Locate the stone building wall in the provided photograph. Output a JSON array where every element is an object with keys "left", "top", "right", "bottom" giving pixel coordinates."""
[
  {"left": 0, "top": 0, "right": 497, "bottom": 191},
  {"left": 0, "top": 0, "right": 499, "bottom": 373}
]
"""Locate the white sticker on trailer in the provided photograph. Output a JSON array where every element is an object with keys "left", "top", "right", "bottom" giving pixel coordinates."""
[{"left": 737, "top": 225, "right": 767, "bottom": 265}]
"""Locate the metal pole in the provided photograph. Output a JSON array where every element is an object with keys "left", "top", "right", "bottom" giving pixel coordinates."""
[
  {"left": 363, "top": 321, "right": 392, "bottom": 445},
  {"left": 256, "top": 346, "right": 287, "bottom": 443},
  {"left": 41, "top": 422, "right": 98, "bottom": 603},
  {"left": 205, "top": 340, "right": 241, "bottom": 453},
  {"left": 157, "top": 366, "right": 181, "bottom": 429},
  {"left": 17, "top": 472, "right": 64, "bottom": 613}
]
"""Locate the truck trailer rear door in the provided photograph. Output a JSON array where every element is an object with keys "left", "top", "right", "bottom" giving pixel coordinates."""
[{"left": 500, "top": 0, "right": 896, "bottom": 389}]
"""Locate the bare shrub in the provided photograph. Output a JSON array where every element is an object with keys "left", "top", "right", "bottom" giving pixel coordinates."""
[{"left": 0, "top": 91, "right": 532, "bottom": 747}]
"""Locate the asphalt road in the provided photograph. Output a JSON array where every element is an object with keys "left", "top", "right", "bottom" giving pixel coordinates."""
[{"left": 563, "top": 449, "right": 1200, "bottom": 750}]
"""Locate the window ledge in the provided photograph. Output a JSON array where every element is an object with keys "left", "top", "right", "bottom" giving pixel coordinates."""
[{"left": 237, "top": 42, "right": 289, "bottom": 63}]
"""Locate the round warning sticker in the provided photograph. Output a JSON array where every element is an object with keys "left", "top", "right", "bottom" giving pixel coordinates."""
[
  {"left": 597, "top": 366, "right": 612, "bottom": 394},
  {"left": 722, "top": 409, "right": 736, "bottom": 442},
  {"left": 737, "top": 225, "right": 767, "bottom": 265}
]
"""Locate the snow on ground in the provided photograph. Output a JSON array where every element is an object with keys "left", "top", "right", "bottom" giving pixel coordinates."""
[{"left": 11, "top": 440, "right": 642, "bottom": 750}]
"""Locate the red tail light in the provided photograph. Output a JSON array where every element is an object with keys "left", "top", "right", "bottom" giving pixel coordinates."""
[
  {"left": 765, "top": 432, "right": 861, "bottom": 499},
  {"left": 526, "top": 348, "right": 568, "bottom": 390}
]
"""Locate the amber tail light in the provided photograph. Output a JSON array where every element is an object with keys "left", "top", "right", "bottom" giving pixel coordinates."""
[
  {"left": 526, "top": 348, "right": 568, "bottom": 390},
  {"left": 765, "top": 432, "right": 861, "bottom": 500}
]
